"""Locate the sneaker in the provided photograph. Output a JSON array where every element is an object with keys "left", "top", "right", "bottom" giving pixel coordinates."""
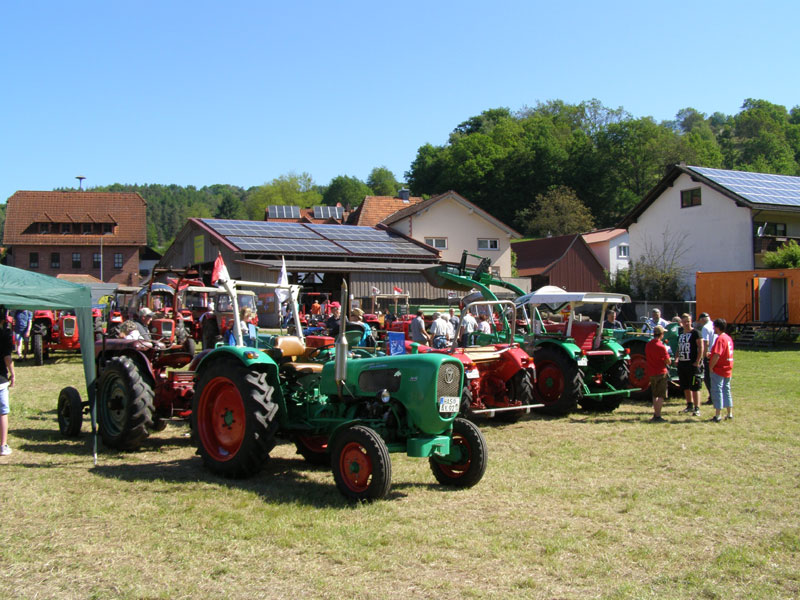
[
  {"left": 710, "top": 416, "right": 722, "bottom": 423},
  {"left": 650, "top": 416, "right": 666, "bottom": 423},
  {"left": 0, "top": 444, "right": 11, "bottom": 456},
  {"left": 693, "top": 408, "right": 701, "bottom": 417},
  {"left": 680, "top": 406, "right": 693, "bottom": 413},
  {"left": 725, "top": 415, "right": 734, "bottom": 420}
]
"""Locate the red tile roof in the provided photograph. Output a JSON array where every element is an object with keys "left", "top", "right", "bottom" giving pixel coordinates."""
[
  {"left": 348, "top": 195, "right": 423, "bottom": 227},
  {"left": 3, "top": 191, "right": 147, "bottom": 246}
]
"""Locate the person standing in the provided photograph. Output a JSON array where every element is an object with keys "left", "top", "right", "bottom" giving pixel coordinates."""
[
  {"left": 409, "top": 310, "right": 430, "bottom": 344},
  {"left": 477, "top": 313, "right": 492, "bottom": 335},
  {"left": 709, "top": 318, "right": 734, "bottom": 422},
  {"left": 677, "top": 313, "right": 704, "bottom": 416},
  {"left": 645, "top": 325, "right": 671, "bottom": 422},
  {"left": 697, "top": 312, "right": 715, "bottom": 405},
  {"left": 448, "top": 308, "right": 460, "bottom": 334},
  {"left": 0, "top": 307, "right": 15, "bottom": 456},
  {"left": 13, "top": 308, "right": 33, "bottom": 359},
  {"left": 428, "top": 312, "right": 449, "bottom": 349},
  {"left": 460, "top": 310, "right": 478, "bottom": 347}
]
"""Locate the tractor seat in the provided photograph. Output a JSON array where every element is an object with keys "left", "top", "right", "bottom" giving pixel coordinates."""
[
  {"left": 281, "top": 362, "right": 324, "bottom": 375},
  {"left": 273, "top": 336, "right": 306, "bottom": 358}
]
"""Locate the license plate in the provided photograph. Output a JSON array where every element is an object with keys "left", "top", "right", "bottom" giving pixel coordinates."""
[
  {"left": 466, "top": 368, "right": 480, "bottom": 379},
  {"left": 438, "top": 396, "right": 460, "bottom": 413},
  {"left": 577, "top": 357, "right": 588, "bottom": 367}
]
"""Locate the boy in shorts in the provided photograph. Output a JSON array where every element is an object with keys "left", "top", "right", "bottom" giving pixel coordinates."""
[{"left": 645, "top": 325, "right": 672, "bottom": 422}]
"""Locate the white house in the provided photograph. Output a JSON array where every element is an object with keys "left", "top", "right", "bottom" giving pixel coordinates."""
[
  {"left": 619, "top": 164, "right": 800, "bottom": 298},
  {"left": 582, "top": 228, "right": 630, "bottom": 275},
  {"left": 370, "top": 190, "right": 522, "bottom": 279}
]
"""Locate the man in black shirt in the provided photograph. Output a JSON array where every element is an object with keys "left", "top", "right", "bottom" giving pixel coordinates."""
[{"left": 677, "top": 312, "right": 703, "bottom": 416}]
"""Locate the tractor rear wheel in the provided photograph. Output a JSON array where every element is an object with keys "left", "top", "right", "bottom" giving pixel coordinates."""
[
  {"left": 331, "top": 425, "right": 392, "bottom": 502},
  {"left": 57, "top": 386, "right": 83, "bottom": 437},
  {"left": 496, "top": 369, "right": 534, "bottom": 423},
  {"left": 32, "top": 332, "right": 44, "bottom": 366},
  {"left": 192, "top": 357, "right": 278, "bottom": 478},
  {"left": 626, "top": 341, "right": 650, "bottom": 401},
  {"left": 580, "top": 359, "right": 629, "bottom": 413},
  {"left": 531, "top": 346, "right": 582, "bottom": 416},
  {"left": 429, "top": 418, "right": 487, "bottom": 488},
  {"left": 97, "top": 356, "right": 155, "bottom": 450},
  {"left": 294, "top": 433, "right": 330, "bottom": 466},
  {"left": 459, "top": 384, "right": 475, "bottom": 420}
]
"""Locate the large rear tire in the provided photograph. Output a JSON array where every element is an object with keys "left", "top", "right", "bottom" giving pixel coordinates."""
[
  {"left": 192, "top": 357, "right": 279, "bottom": 478},
  {"left": 429, "top": 418, "right": 487, "bottom": 488},
  {"left": 531, "top": 346, "right": 582, "bottom": 416},
  {"left": 57, "top": 386, "right": 83, "bottom": 437},
  {"left": 496, "top": 368, "right": 534, "bottom": 423},
  {"left": 459, "top": 383, "right": 475, "bottom": 420},
  {"left": 97, "top": 356, "right": 155, "bottom": 450},
  {"left": 32, "top": 332, "right": 44, "bottom": 366},
  {"left": 331, "top": 425, "right": 392, "bottom": 502}
]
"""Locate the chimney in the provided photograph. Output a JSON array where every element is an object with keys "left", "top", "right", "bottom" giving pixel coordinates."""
[{"left": 398, "top": 188, "right": 410, "bottom": 202}]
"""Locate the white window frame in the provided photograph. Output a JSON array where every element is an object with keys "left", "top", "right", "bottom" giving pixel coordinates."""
[
  {"left": 425, "top": 237, "right": 447, "bottom": 250},
  {"left": 477, "top": 238, "right": 499, "bottom": 251},
  {"left": 617, "top": 244, "right": 630, "bottom": 259}
]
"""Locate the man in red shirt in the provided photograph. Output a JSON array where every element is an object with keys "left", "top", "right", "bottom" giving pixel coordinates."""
[
  {"left": 709, "top": 318, "right": 734, "bottom": 422},
  {"left": 645, "top": 325, "right": 672, "bottom": 422}
]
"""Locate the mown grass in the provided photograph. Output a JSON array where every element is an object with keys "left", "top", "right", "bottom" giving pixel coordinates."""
[{"left": 1, "top": 348, "right": 798, "bottom": 599}]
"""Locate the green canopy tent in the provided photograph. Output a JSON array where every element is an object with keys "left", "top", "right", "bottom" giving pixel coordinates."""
[{"left": 0, "top": 264, "right": 98, "bottom": 461}]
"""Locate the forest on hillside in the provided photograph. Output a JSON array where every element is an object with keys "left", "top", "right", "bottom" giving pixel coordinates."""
[{"left": 3, "top": 98, "right": 797, "bottom": 251}]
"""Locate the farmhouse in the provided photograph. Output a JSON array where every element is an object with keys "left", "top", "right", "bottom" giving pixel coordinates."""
[
  {"left": 2, "top": 191, "right": 147, "bottom": 285},
  {"left": 619, "top": 164, "right": 800, "bottom": 298}
]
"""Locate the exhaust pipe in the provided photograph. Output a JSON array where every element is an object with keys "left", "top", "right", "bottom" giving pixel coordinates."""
[{"left": 334, "top": 280, "right": 349, "bottom": 391}]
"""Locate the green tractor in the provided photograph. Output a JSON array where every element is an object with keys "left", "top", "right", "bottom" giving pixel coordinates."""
[
  {"left": 191, "top": 278, "right": 488, "bottom": 502},
  {"left": 424, "top": 251, "right": 632, "bottom": 415},
  {"left": 608, "top": 322, "right": 681, "bottom": 399}
]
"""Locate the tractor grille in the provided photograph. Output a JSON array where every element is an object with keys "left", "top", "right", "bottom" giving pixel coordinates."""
[
  {"left": 437, "top": 361, "right": 461, "bottom": 398},
  {"left": 62, "top": 317, "right": 77, "bottom": 337}
]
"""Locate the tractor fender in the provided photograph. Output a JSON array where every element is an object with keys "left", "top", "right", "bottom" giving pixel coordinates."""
[
  {"left": 194, "top": 346, "right": 280, "bottom": 388},
  {"left": 494, "top": 346, "right": 534, "bottom": 380},
  {"left": 97, "top": 347, "right": 157, "bottom": 387},
  {"left": 525, "top": 339, "right": 582, "bottom": 362}
]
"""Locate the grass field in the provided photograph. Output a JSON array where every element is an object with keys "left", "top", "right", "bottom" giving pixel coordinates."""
[{"left": 1, "top": 348, "right": 798, "bottom": 599}]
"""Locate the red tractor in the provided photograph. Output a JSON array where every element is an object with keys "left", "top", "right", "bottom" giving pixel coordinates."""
[
  {"left": 398, "top": 299, "right": 538, "bottom": 422},
  {"left": 31, "top": 308, "right": 103, "bottom": 366}
]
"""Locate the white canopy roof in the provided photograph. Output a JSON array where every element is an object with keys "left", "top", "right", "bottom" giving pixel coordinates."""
[{"left": 515, "top": 285, "right": 630, "bottom": 307}]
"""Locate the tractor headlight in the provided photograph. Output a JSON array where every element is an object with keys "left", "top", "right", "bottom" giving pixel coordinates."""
[{"left": 378, "top": 389, "right": 391, "bottom": 403}]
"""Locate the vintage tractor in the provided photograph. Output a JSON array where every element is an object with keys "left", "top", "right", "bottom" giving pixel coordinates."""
[
  {"left": 31, "top": 308, "right": 102, "bottom": 366},
  {"left": 402, "top": 299, "right": 538, "bottom": 422},
  {"left": 189, "top": 279, "right": 487, "bottom": 501},
  {"left": 514, "top": 287, "right": 633, "bottom": 414}
]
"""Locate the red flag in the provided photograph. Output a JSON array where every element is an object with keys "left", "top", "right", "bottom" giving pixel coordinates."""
[
  {"left": 211, "top": 252, "right": 230, "bottom": 285},
  {"left": 393, "top": 286, "right": 403, "bottom": 295}
]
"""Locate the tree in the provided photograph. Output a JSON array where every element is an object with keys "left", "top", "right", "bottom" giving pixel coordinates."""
[
  {"left": 602, "top": 268, "right": 632, "bottom": 296},
  {"left": 763, "top": 240, "right": 800, "bottom": 268},
  {"left": 366, "top": 167, "right": 400, "bottom": 196},
  {"left": 629, "top": 228, "right": 692, "bottom": 300},
  {"left": 514, "top": 186, "right": 594, "bottom": 238},
  {"left": 322, "top": 175, "right": 372, "bottom": 207},
  {"left": 215, "top": 190, "right": 246, "bottom": 220},
  {"left": 244, "top": 172, "right": 322, "bottom": 220}
]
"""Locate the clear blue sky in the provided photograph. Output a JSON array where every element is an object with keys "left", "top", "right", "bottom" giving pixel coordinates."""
[{"left": 2, "top": 0, "right": 797, "bottom": 204}]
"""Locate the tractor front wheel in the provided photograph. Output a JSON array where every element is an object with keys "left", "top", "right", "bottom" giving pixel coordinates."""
[
  {"left": 429, "top": 418, "right": 487, "bottom": 488},
  {"left": 97, "top": 356, "right": 155, "bottom": 450},
  {"left": 32, "top": 332, "right": 44, "bottom": 366},
  {"left": 331, "top": 425, "right": 392, "bottom": 502},
  {"left": 192, "top": 357, "right": 278, "bottom": 478},
  {"left": 57, "top": 386, "right": 83, "bottom": 437},
  {"left": 532, "top": 346, "right": 582, "bottom": 416}
]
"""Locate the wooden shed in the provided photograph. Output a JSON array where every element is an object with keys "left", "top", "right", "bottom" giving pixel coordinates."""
[
  {"left": 511, "top": 234, "right": 605, "bottom": 292},
  {"left": 696, "top": 269, "right": 800, "bottom": 324}
]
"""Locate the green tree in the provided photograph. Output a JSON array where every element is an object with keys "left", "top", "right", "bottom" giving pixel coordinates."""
[
  {"left": 366, "top": 167, "right": 400, "bottom": 196},
  {"left": 215, "top": 190, "right": 246, "bottom": 220},
  {"left": 763, "top": 240, "right": 800, "bottom": 268},
  {"left": 602, "top": 268, "right": 632, "bottom": 296},
  {"left": 322, "top": 175, "right": 372, "bottom": 207},
  {"left": 514, "top": 186, "right": 594, "bottom": 238},
  {"left": 244, "top": 172, "right": 322, "bottom": 220}
]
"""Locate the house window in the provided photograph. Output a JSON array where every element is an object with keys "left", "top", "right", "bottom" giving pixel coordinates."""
[
  {"left": 82, "top": 223, "right": 93, "bottom": 234},
  {"left": 617, "top": 244, "right": 630, "bottom": 259},
  {"left": 425, "top": 237, "right": 447, "bottom": 249},
  {"left": 103, "top": 223, "right": 114, "bottom": 234},
  {"left": 72, "top": 253, "right": 81, "bottom": 269},
  {"left": 114, "top": 253, "right": 123, "bottom": 269},
  {"left": 478, "top": 238, "right": 499, "bottom": 250},
  {"left": 93, "top": 253, "right": 101, "bottom": 269},
  {"left": 40, "top": 223, "right": 50, "bottom": 234},
  {"left": 51, "top": 252, "right": 60, "bottom": 269},
  {"left": 62, "top": 223, "right": 72, "bottom": 234},
  {"left": 29, "top": 252, "right": 39, "bottom": 269},
  {"left": 680, "top": 188, "right": 701, "bottom": 208}
]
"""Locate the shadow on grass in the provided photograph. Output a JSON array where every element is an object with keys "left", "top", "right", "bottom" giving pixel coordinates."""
[
  {"left": 88, "top": 453, "right": 423, "bottom": 508},
  {"left": 12, "top": 426, "right": 195, "bottom": 455}
]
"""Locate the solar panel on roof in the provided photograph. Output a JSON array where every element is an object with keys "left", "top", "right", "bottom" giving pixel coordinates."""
[
  {"left": 228, "top": 236, "right": 347, "bottom": 254},
  {"left": 267, "top": 205, "right": 301, "bottom": 219},
  {"left": 306, "top": 224, "right": 390, "bottom": 240},
  {"left": 313, "top": 206, "right": 344, "bottom": 219},
  {"left": 689, "top": 166, "right": 800, "bottom": 207},
  {"left": 204, "top": 220, "right": 321, "bottom": 239}
]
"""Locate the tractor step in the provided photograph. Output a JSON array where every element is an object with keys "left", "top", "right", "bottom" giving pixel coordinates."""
[{"left": 470, "top": 403, "right": 545, "bottom": 416}]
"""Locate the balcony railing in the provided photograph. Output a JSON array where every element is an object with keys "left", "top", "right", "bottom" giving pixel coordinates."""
[{"left": 753, "top": 235, "right": 800, "bottom": 254}]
